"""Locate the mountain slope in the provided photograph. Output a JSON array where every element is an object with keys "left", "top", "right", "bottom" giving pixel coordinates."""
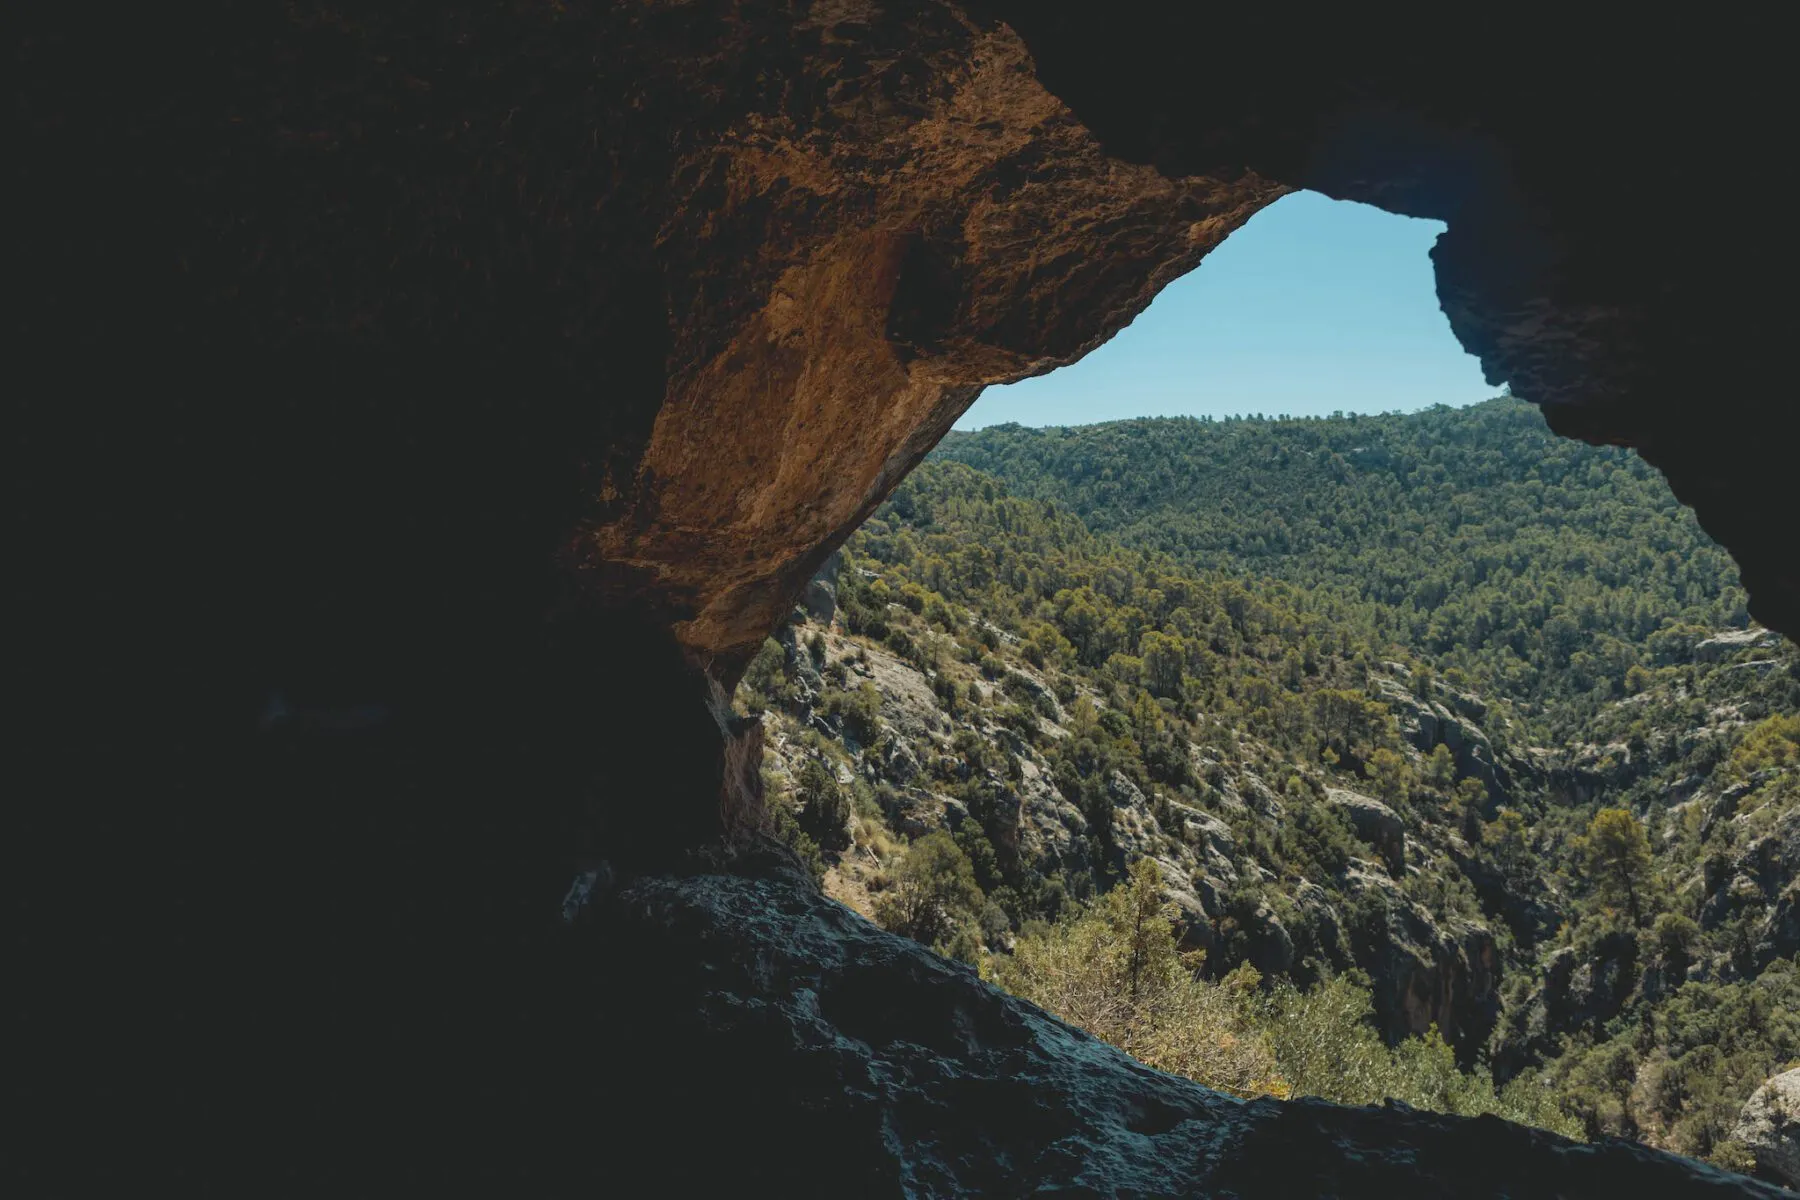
[
  {"left": 935, "top": 397, "right": 1750, "bottom": 742},
  {"left": 737, "top": 418, "right": 1799, "bottom": 1178}
]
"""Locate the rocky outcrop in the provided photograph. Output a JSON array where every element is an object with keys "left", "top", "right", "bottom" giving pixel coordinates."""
[
  {"left": 559, "top": 856, "right": 1780, "bottom": 1197},
  {"left": 1698, "top": 628, "right": 1787, "bottom": 663},
  {"left": 1343, "top": 866, "right": 1501, "bottom": 1061},
  {"left": 803, "top": 550, "right": 844, "bottom": 624},
  {"left": 1376, "top": 677, "right": 1523, "bottom": 810},
  {"left": 1733, "top": 1069, "right": 1800, "bottom": 1190},
  {"left": 1452, "top": 839, "right": 1562, "bottom": 951},
  {"left": 1331, "top": 787, "right": 1407, "bottom": 875},
  {"left": 1700, "top": 807, "right": 1800, "bottom": 970},
  {"left": 1498, "top": 928, "right": 1643, "bottom": 1076}
]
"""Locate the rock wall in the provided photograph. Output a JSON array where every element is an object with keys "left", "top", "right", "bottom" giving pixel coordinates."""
[{"left": 1734, "top": 1069, "right": 1800, "bottom": 1190}]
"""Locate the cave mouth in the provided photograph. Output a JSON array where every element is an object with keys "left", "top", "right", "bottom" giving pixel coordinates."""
[{"left": 959, "top": 190, "right": 1501, "bottom": 431}]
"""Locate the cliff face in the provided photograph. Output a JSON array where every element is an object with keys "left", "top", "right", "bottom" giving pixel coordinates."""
[{"left": 18, "top": 2, "right": 1798, "bottom": 1191}]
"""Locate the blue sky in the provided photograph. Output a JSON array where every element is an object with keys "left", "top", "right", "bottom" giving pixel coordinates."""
[{"left": 955, "top": 191, "right": 1504, "bottom": 430}]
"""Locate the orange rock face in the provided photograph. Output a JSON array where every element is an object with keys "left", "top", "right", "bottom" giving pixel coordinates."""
[{"left": 576, "top": 12, "right": 1283, "bottom": 673}]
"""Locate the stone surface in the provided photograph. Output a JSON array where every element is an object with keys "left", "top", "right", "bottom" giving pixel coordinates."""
[
  {"left": 803, "top": 550, "right": 843, "bottom": 624},
  {"left": 1343, "top": 865, "right": 1501, "bottom": 1059},
  {"left": 1330, "top": 787, "right": 1407, "bottom": 875},
  {"left": 1733, "top": 1069, "right": 1800, "bottom": 1190},
  {"left": 559, "top": 857, "right": 1780, "bottom": 1197}
]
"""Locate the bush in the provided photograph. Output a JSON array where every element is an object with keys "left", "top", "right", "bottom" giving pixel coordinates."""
[
  {"left": 1260, "top": 976, "right": 1582, "bottom": 1136},
  {"left": 990, "top": 860, "right": 1281, "bottom": 1098},
  {"left": 987, "top": 864, "right": 1582, "bottom": 1137},
  {"left": 765, "top": 787, "right": 826, "bottom": 886},
  {"left": 874, "top": 832, "right": 985, "bottom": 953},
  {"left": 740, "top": 637, "right": 791, "bottom": 710},
  {"left": 797, "top": 757, "right": 851, "bottom": 851},
  {"left": 826, "top": 682, "right": 884, "bottom": 746}
]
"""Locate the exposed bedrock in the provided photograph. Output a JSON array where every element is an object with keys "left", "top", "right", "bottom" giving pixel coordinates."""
[
  {"left": 307, "top": 854, "right": 1792, "bottom": 1196},
  {"left": 16, "top": 2, "right": 1797, "bottom": 1191}
]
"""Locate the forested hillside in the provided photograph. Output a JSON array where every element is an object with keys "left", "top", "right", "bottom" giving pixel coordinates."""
[
  {"left": 935, "top": 397, "right": 1750, "bottom": 743},
  {"left": 736, "top": 403, "right": 1800, "bottom": 1181}
]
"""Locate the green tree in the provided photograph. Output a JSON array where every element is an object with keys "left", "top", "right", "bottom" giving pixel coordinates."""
[
  {"left": 1139, "top": 630, "right": 1187, "bottom": 700},
  {"left": 741, "top": 637, "right": 790, "bottom": 709},
  {"left": 875, "top": 831, "right": 985, "bottom": 952},
  {"left": 827, "top": 681, "right": 883, "bottom": 745},
  {"left": 1584, "top": 807, "right": 1654, "bottom": 922},
  {"left": 797, "top": 757, "right": 851, "bottom": 851},
  {"left": 1651, "top": 911, "right": 1700, "bottom": 979},
  {"left": 1365, "top": 747, "right": 1412, "bottom": 806},
  {"left": 989, "top": 859, "right": 1282, "bottom": 1097},
  {"left": 1424, "top": 743, "right": 1457, "bottom": 790},
  {"left": 1483, "top": 808, "right": 1532, "bottom": 885}
]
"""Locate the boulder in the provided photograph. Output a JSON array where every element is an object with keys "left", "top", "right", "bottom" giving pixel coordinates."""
[
  {"left": 1329, "top": 787, "right": 1406, "bottom": 875},
  {"left": 1017, "top": 758, "right": 1088, "bottom": 874},
  {"left": 1107, "top": 769, "right": 1148, "bottom": 810},
  {"left": 876, "top": 737, "right": 921, "bottom": 785},
  {"left": 1733, "top": 1069, "right": 1800, "bottom": 1189},
  {"left": 802, "top": 551, "right": 843, "bottom": 624},
  {"left": 1154, "top": 858, "right": 1215, "bottom": 954},
  {"left": 1696, "top": 628, "right": 1784, "bottom": 663},
  {"left": 1244, "top": 900, "right": 1296, "bottom": 977}
]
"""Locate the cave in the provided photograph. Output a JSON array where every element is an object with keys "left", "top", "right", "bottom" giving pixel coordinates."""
[{"left": 18, "top": 4, "right": 1795, "bottom": 1195}]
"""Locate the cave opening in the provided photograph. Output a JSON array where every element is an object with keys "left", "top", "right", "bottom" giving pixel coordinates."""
[
  {"left": 959, "top": 190, "right": 1500, "bottom": 430},
  {"left": 731, "top": 172, "right": 1792, "bottom": 1190}
]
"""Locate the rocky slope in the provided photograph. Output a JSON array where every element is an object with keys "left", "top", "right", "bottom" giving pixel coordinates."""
[
  {"left": 755, "top": 608, "right": 1514, "bottom": 1059},
  {"left": 566, "top": 852, "right": 1783, "bottom": 1197},
  {"left": 743, "top": 452, "right": 1800, "bottom": 1183}
]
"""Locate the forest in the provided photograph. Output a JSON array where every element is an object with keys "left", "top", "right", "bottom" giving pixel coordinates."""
[{"left": 736, "top": 398, "right": 1799, "bottom": 1175}]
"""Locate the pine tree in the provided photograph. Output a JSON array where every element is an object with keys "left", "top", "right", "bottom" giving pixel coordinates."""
[{"left": 1585, "top": 807, "right": 1653, "bottom": 923}]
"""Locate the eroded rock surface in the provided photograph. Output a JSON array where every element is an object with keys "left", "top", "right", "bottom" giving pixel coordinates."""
[
  {"left": 1734, "top": 1069, "right": 1800, "bottom": 1190},
  {"left": 570, "top": 856, "right": 1781, "bottom": 1197},
  {"left": 1330, "top": 787, "right": 1407, "bottom": 875}
]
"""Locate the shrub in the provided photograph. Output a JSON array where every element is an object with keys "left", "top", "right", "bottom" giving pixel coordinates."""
[
  {"left": 990, "top": 860, "right": 1282, "bottom": 1098},
  {"left": 874, "top": 831, "right": 985, "bottom": 953},
  {"left": 796, "top": 757, "right": 851, "bottom": 851},
  {"left": 826, "top": 682, "right": 884, "bottom": 746}
]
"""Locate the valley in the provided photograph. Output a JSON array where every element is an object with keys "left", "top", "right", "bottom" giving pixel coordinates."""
[{"left": 737, "top": 397, "right": 1800, "bottom": 1178}]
